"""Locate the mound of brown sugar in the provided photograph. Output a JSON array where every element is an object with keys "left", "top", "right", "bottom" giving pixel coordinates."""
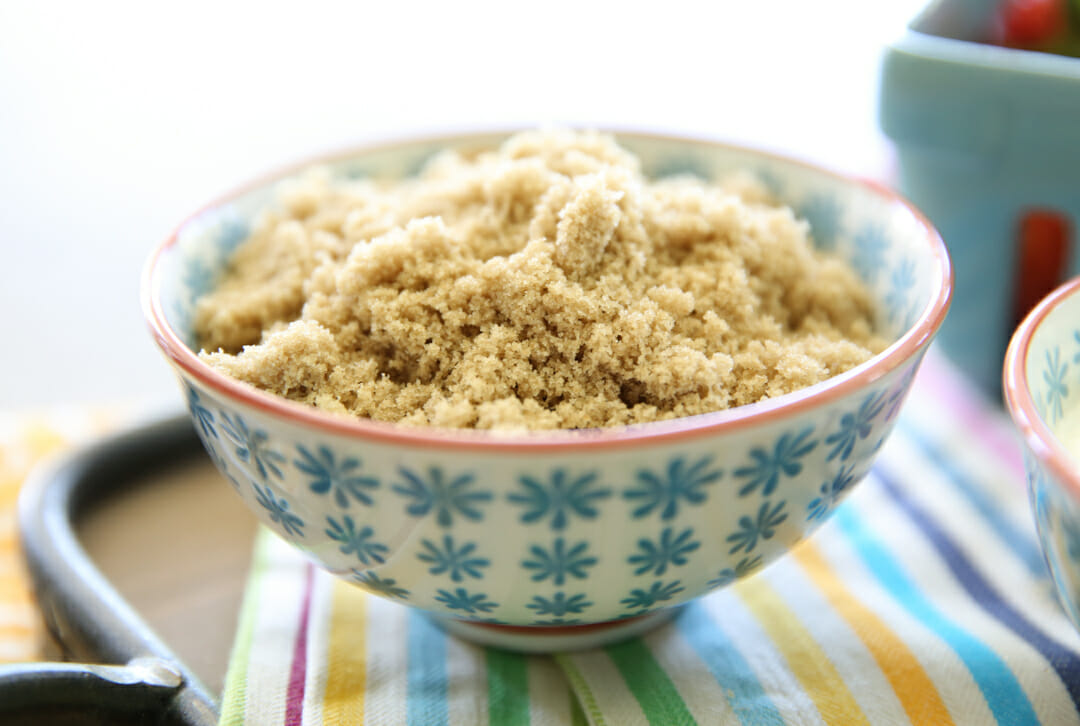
[{"left": 195, "top": 130, "right": 886, "bottom": 430}]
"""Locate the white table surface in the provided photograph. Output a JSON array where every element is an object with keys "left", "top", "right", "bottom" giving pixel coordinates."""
[{"left": 0, "top": 0, "right": 926, "bottom": 412}]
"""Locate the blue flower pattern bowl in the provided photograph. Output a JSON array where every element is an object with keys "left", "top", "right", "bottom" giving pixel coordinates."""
[
  {"left": 143, "top": 131, "right": 952, "bottom": 651},
  {"left": 1006, "top": 277, "right": 1080, "bottom": 633}
]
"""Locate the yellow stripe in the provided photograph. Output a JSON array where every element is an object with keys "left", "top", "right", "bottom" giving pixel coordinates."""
[
  {"left": 736, "top": 574, "right": 871, "bottom": 726},
  {"left": 0, "top": 425, "right": 46, "bottom": 663},
  {"left": 24, "top": 422, "right": 69, "bottom": 460},
  {"left": 322, "top": 580, "right": 368, "bottom": 723},
  {"left": 0, "top": 635, "right": 40, "bottom": 662},
  {"left": 0, "top": 486, "right": 21, "bottom": 509},
  {"left": 794, "top": 542, "right": 955, "bottom": 726},
  {"left": 0, "top": 573, "right": 34, "bottom": 598},
  {"left": 0, "top": 623, "right": 36, "bottom": 640}
]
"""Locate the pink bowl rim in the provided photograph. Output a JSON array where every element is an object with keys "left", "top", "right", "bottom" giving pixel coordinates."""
[
  {"left": 142, "top": 127, "right": 954, "bottom": 453},
  {"left": 1004, "top": 276, "right": 1080, "bottom": 498}
]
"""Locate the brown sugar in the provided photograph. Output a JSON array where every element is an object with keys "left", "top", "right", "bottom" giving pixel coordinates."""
[{"left": 195, "top": 130, "right": 887, "bottom": 430}]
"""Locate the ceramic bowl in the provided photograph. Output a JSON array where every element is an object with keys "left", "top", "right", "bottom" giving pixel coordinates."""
[
  {"left": 143, "top": 130, "right": 952, "bottom": 651},
  {"left": 1005, "top": 276, "right": 1080, "bottom": 632},
  {"left": 879, "top": 0, "right": 1080, "bottom": 397}
]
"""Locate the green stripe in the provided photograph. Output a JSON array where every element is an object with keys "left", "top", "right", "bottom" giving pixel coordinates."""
[
  {"left": 486, "top": 648, "right": 530, "bottom": 726},
  {"left": 219, "top": 528, "right": 273, "bottom": 725},
  {"left": 605, "top": 639, "right": 698, "bottom": 726},
  {"left": 569, "top": 690, "right": 589, "bottom": 726},
  {"left": 555, "top": 654, "right": 609, "bottom": 726}
]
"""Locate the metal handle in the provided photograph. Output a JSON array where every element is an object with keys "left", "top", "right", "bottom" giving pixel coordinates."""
[
  {"left": 0, "top": 657, "right": 184, "bottom": 723},
  {"left": 10, "top": 416, "right": 218, "bottom": 725}
]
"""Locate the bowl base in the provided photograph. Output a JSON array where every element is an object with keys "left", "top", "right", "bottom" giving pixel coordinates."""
[{"left": 430, "top": 607, "right": 682, "bottom": 653}]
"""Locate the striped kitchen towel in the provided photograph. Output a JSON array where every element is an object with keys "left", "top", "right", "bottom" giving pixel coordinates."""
[{"left": 219, "top": 353, "right": 1080, "bottom": 726}]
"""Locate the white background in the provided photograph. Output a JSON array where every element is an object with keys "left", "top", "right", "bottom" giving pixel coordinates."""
[{"left": 0, "top": 0, "right": 926, "bottom": 412}]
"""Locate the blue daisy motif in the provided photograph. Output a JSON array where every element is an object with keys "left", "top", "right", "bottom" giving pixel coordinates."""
[
  {"left": 884, "top": 367, "right": 917, "bottom": 422},
  {"left": 620, "top": 581, "right": 684, "bottom": 613},
  {"left": 734, "top": 428, "right": 817, "bottom": 497},
  {"left": 205, "top": 444, "right": 241, "bottom": 490},
  {"left": 825, "top": 392, "right": 886, "bottom": 462},
  {"left": 798, "top": 192, "right": 843, "bottom": 252},
  {"left": 628, "top": 527, "right": 701, "bottom": 576},
  {"left": 434, "top": 587, "right": 498, "bottom": 615},
  {"left": 806, "top": 464, "right": 857, "bottom": 521},
  {"left": 754, "top": 166, "right": 785, "bottom": 196},
  {"left": 393, "top": 466, "right": 492, "bottom": 527},
  {"left": 521, "top": 538, "right": 597, "bottom": 585},
  {"left": 185, "top": 384, "right": 217, "bottom": 440},
  {"left": 219, "top": 412, "right": 285, "bottom": 481},
  {"left": 178, "top": 217, "right": 246, "bottom": 314},
  {"left": 215, "top": 216, "right": 250, "bottom": 255},
  {"left": 339, "top": 161, "right": 372, "bottom": 180},
  {"left": 417, "top": 535, "right": 490, "bottom": 582},
  {"left": 404, "top": 148, "right": 439, "bottom": 177},
  {"left": 508, "top": 469, "right": 611, "bottom": 531},
  {"left": 351, "top": 570, "right": 410, "bottom": 600},
  {"left": 526, "top": 592, "right": 593, "bottom": 619},
  {"left": 180, "top": 258, "right": 217, "bottom": 312},
  {"left": 706, "top": 555, "right": 763, "bottom": 589},
  {"left": 1030, "top": 465, "right": 1053, "bottom": 538},
  {"left": 885, "top": 258, "right": 917, "bottom": 327},
  {"left": 1045, "top": 347, "right": 1069, "bottom": 424},
  {"left": 623, "top": 456, "right": 722, "bottom": 520},
  {"left": 294, "top": 445, "right": 379, "bottom": 509},
  {"left": 252, "top": 482, "right": 304, "bottom": 538},
  {"left": 726, "top": 500, "right": 788, "bottom": 555},
  {"left": 851, "top": 224, "right": 889, "bottom": 284},
  {"left": 325, "top": 515, "right": 388, "bottom": 565}
]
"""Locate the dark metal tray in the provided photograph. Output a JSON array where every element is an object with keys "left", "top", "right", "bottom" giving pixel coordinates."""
[{"left": 1, "top": 416, "right": 255, "bottom": 725}]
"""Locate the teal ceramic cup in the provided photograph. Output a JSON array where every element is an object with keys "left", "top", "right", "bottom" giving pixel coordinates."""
[{"left": 880, "top": 0, "right": 1080, "bottom": 397}]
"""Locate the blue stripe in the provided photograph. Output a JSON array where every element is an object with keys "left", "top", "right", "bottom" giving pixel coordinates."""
[
  {"left": 407, "top": 611, "right": 449, "bottom": 726},
  {"left": 876, "top": 465, "right": 1080, "bottom": 719},
  {"left": 834, "top": 504, "right": 1041, "bottom": 725},
  {"left": 675, "top": 603, "right": 785, "bottom": 726},
  {"left": 899, "top": 420, "right": 1046, "bottom": 577}
]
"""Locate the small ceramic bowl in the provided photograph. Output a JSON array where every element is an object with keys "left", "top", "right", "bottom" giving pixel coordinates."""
[
  {"left": 143, "top": 130, "right": 952, "bottom": 651},
  {"left": 1005, "top": 276, "right": 1080, "bottom": 632}
]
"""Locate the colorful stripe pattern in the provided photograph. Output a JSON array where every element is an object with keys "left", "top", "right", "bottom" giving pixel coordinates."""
[{"left": 216, "top": 354, "right": 1080, "bottom": 725}]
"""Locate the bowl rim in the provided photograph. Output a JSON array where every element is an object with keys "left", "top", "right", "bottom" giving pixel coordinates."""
[
  {"left": 1004, "top": 275, "right": 1080, "bottom": 498},
  {"left": 142, "top": 127, "right": 954, "bottom": 453}
]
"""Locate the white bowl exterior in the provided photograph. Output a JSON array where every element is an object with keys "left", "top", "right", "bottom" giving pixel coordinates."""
[
  {"left": 1020, "top": 286, "right": 1080, "bottom": 631},
  {"left": 1027, "top": 451, "right": 1080, "bottom": 630},
  {"left": 152, "top": 132, "right": 945, "bottom": 626},
  {"left": 178, "top": 362, "right": 916, "bottom": 625}
]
